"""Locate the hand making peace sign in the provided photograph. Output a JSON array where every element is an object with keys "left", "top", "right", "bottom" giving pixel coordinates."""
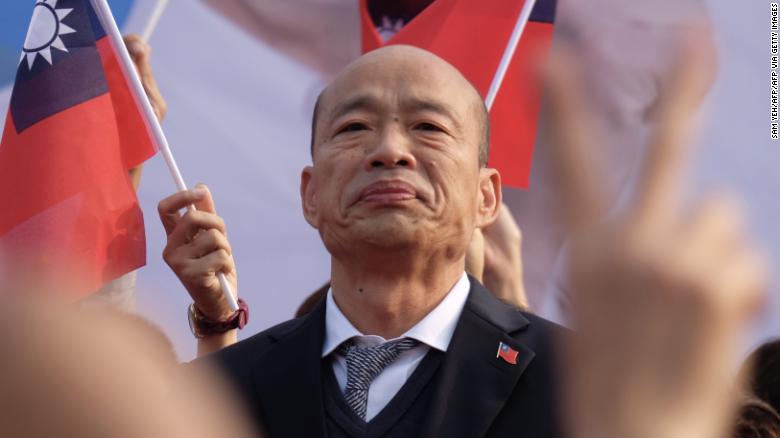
[{"left": 545, "top": 34, "right": 768, "bottom": 438}]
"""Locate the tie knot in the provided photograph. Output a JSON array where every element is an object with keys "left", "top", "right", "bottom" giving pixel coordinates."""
[
  {"left": 339, "top": 337, "right": 418, "bottom": 355},
  {"left": 340, "top": 338, "right": 419, "bottom": 391},
  {"left": 338, "top": 337, "right": 419, "bottom": 420}
]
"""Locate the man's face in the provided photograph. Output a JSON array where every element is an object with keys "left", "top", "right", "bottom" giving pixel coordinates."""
[{"left": 301, "top": 46, "right": 500, "bottom": 259}]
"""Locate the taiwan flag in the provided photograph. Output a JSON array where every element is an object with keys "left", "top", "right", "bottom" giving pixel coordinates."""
[
  {"left": 0, "top": 0, "right": 157, "bottom": 297},
  {"left": 361, "top": 0, "right": 557, "bottom": 188},
  {"left": 497, "top": 341, "right": 519, "bottom": 365}
]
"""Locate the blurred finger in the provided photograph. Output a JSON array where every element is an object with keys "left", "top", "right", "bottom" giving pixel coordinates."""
[
  {"left": 193, "top": 249, "right": 236, "bottom": 277},
  {"left": 192, "top": 184, "right": 217, "bottom": 214},
  {"left": 714, "top": 246, "right": 769, "bottom": 320},
  {"left": 124, "top": 35, "right": 167, "bottom": 121},
  {"left": 632, "top": 31, "right": 717, "bottom": 226},
  {"left": 483, "top": 203, "right": 521, "bottom": 241},
  {"left": 157, "top": 188, "right": 208, "bottom": 235},
  {"left": 542, "top": 47, "right": 607, "bottom": 232},
  {"left": 167, "top": 210, "right": 226, "bottom": 248},
  {"left": 186, "top": 228, "right": 232, "bottom": 259},
  {"left": 680, "top": 194, "right": 746, "bottom": 260},
  {"left": 138, "top": 64, "right": 167, "bottom": 121},
  {"left": 123, "top": 35, "right": 147, "bottom": 59}
]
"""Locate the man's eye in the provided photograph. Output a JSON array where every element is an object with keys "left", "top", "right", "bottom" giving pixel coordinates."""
[
  {"left": 339, "top": 122, "right": 368, "bottom": 133},
  {"left": 415, "top": 122, "right": 443, "bottom": 132}
]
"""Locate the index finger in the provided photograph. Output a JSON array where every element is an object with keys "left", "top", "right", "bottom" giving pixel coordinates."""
[
  {"left": 157, "top": 187, "right": 208, "bottom": 235},
  {"left": 192, "top": 183, "right": 218, "bottom": 214},
  {"left": 123, "top": 34, "right": 149, "bottom": 63},
  {"left": 632, "top": 30, "right": 717, "bottom": 226}
]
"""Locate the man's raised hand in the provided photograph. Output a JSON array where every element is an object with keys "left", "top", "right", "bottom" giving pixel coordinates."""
[
  {"left": 545, "top": 36, "right": 767, "bottom": 438},
  {"left": 124, "top": 35, "right": 167, "bottom": 121},
  {"left": 158, "top": 185, "right": 237, "bottom": 322}
]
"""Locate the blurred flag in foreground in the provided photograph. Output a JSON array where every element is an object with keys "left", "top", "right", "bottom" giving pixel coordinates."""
[
  {"left": 361, "top": 0, "right": 557, "bottom": 188},
  {"left": 0, "top": 0, "right": 157, "bottom": 297}
]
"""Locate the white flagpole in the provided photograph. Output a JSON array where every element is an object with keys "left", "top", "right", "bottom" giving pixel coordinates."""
[
  {"left": 141, "top": 0, "right": 169, "bottom": 41},
  {"left": 90, "top": 0, "right": 240, "bottom": 312},
  {"left": 485, "top": 0, "right": 539, "bottom": 111}
]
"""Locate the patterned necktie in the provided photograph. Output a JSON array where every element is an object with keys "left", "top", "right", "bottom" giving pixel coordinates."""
[{"left": 339, "top": 338, "right": 420, "bottom": 420}]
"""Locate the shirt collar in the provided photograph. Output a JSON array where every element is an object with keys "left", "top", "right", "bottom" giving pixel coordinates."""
[{"left": 321, "top": 272, "right": 471, "bottom": 357}]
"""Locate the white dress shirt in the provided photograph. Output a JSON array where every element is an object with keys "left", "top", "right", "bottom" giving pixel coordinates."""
[{"left": 321, "top": 272, "right": 470, "bottom": 421}]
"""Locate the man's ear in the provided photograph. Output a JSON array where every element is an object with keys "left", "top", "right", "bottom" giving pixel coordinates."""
[
  {"left": 300, "top": 166, "right": 318, "bottom": 229},
  {"left": 475, "top": 167, "right": 502, "bottom": 229}
]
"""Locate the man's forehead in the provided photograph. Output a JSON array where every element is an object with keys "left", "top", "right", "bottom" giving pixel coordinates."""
[
  {"left": 336, "top": 45, "right": 455, "bottom": 83},
  {"left": 320, "top": 45, "right": 480, "bottom": 110}
]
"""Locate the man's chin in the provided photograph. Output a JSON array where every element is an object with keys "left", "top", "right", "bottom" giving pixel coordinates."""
[{"left": 349, "top": 215, "right": 425, "bottom": 248}]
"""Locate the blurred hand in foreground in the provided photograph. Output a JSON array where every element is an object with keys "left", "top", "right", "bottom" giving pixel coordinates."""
[
  {"left": 0, "top": 296, "right": 253, "bottom": 438},
  {"left": 544, "top": 35, "right": 767, "bottom": 438}
]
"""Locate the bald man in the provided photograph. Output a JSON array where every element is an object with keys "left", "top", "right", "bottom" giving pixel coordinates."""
[{"left": 159, "top": 45, "right": 563, "bottom": 437}]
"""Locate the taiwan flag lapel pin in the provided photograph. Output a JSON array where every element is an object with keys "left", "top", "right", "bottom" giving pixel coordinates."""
[{"left": 497, "top": 341, "right": 519, "bottom": 365}]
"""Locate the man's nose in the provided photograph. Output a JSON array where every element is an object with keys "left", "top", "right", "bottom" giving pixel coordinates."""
[{"left": 364, "top": 127, "right": 417, "bottom": 170}]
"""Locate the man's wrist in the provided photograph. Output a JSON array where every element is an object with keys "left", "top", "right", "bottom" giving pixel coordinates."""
[
  {"left": 188, "top": 298, "right": 249, "bottom": 339},
  {"left": 197, "top": 329, "right": 238, "bottom": 357}
]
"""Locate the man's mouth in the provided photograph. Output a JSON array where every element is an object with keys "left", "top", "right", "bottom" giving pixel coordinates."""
[{"left": 358, "top": 180, "right": 418, "bottom": 204}]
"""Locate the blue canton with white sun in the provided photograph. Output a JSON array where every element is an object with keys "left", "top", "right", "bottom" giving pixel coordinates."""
[
  {"left": 19, "top": 0, "right": 78, "bottom": 69},
  {"left": 0, "top": 0, "right": 134, "bottom": 89}
]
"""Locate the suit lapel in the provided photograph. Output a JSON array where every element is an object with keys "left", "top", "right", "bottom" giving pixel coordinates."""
[
  {"left": 251, "top": 299, "right": 328, "bottom": 438},
  {"left": 422, "top": 279, "right": 536, "bottom": 438}
]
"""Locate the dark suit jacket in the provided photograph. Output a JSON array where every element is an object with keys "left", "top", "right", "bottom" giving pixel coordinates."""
[{"left": 205, "top": 279, "right": 564, "bottom": 437}]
